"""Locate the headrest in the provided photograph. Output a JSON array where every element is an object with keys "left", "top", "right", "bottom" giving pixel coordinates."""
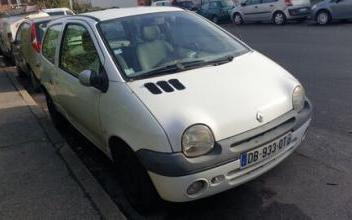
[{"left": 142, "top": 25, "right": 160, "bottom": 41}]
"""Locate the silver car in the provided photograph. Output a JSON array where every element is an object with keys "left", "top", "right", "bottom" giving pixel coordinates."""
[
  {"left": 231, "top": 0, "right": 311, "bottom": 25},
  {"left": 311, "top": 0, "right": 352, "bottom": 25},
  {"left": 40, "top": 7, "right": 312, "bottom": 211}
]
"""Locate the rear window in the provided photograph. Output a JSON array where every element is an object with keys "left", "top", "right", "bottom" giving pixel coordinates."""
[
  {"left": 36, "top": 21, "right": 50, "bottom": 41},
  {"left": 47, "top": 12, "right": 65, "bottom": 16}
]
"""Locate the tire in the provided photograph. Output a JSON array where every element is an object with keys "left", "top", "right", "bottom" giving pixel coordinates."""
[
  {"left": 16, "top": 66, "right": 26, "bottom": 78},
  {"left": 212, "top": 16, "right": 219, "bottom": 24},
  {"left": 44, "top": 91, "right": 66, "bottom": 129},
  {"left": 30, "top": 70, "right": 41, "bottom": 93},
  {"left": 273, "top": 11, "right": 286, "bottom": 25},
  {"left": 316, "top": 10, "right": 331, "bottom": 25},
  {"left": 112, "top": 145, "right": 161, "bottom": 213},
  {"left": 233, "top": 13, "right": 243, "bottom": 25}
]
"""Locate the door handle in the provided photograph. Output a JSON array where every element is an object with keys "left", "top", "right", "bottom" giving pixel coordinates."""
[
  {"left": 255, "top": 6, "right": 258, "bottom": 8},
  {"left": 270, "top": 4, "right": 274, "bottom": 7}
]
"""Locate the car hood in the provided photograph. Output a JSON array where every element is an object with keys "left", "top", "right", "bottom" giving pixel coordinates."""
[{"left": 127, "top": 51, "right": 300, "bottom": 152}]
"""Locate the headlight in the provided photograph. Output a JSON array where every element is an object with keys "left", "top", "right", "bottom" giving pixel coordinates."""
[
  {"left": 311, "top": 4, "right": 317, "bottom": 10},
  {"left": 182, "top": 124, "right": 215, "bottom": 157},
  {"left": 292, "top": 85, "right": 306, "bottom": 112}
]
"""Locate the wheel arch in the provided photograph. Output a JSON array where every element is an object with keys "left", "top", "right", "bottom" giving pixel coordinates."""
[
  {"left": 315, "top": 8, "right": 331, "bottom": 21},
  {"left": 108, "top": 135, "right": 136, "bottom": 162}
]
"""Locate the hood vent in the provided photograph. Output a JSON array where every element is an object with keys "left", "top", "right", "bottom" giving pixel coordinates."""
[
  {"left": 168, "top": 79, "right": 185, "bottom": 90},
  {"left": 144, "top": 83, "right": 162, "bottom": 94},
  {"left": 144, "top": 79, "right": 186, "bottom": 95},
  {"left": 156, "top": 81, "right": 174, "bottom": 93}
]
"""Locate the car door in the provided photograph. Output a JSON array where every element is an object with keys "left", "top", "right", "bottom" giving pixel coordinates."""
[
  {"left": 330, "top": 0, "right": 352, "bottom": 19},
  {"left": 208, "top": 1, "right": 222, "bottom": 18},
  {"left": 12, "top": 22, "right": 30, "bottom": 73},
  {"left": 260, "top": 0, "right": 277, "bottom": 21},
  {"left": 55, "top": 22, "right": 105, "bottom": 148},
  {"left": 198, "top": 3, "right": 210, "bottom": 18},
  {"left": 242, "top": 0, "right": 263, "bottom": 21}
]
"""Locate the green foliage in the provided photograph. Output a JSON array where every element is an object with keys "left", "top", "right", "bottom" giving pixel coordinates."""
[{"left": 31, "top": 0, "right": 70, "bottom": 8}]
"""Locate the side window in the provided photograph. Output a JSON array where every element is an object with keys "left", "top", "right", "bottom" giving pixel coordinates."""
[
  {"left": 247, "top": 0, "right": 261, "bottom": 5},
  {"left": 201, "top": 3, "right": 209, "bottom": 10},
  {"left": 16, "top": 23, "right": 29, "bottom": 42},
  {"left": 15, "top": 24, "right": 24, "bottom": 42},
  {"left": 262, "top": 0, "right": 276, "bottom": 3},
  {"left": 60, "top": 24, "right": 100, "bottom": 77},
  {"left": 209, "top": 2, "right": 219, "bottom": 8},
  {"left": 42, "top": 24, "right": 62, "bottom": 63}
]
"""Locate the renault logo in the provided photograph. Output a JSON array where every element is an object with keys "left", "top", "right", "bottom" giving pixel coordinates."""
[{"left": 256, "top": 112, "right": 264, "bottom": 123}]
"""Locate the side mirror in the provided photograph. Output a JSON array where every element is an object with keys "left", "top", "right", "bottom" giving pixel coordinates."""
[{"left": 78, "top": 70, "right": 108, "bottom": 92}]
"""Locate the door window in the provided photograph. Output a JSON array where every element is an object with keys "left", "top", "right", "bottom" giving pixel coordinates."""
[
  {"left": 201, "top": 3, "right": 209, "bottom": 9},
  {"left": 246, "top": 0, "right": 262, "bottom": 5},
  {"left": 209, "top": 1, "right": 221, "bottom": 8},
  {"left": 16, "top": 22, "right": 30, "bottom": 42},
  {"left": 42, "top": 24, "right": 62, "bottom": 63},
  {"left": 60, "top": 24, "right": 101, "bottom": 77}
]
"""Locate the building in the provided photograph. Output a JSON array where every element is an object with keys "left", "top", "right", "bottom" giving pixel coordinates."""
[{"left": 0, "top": 0, "right": 22, "bottom": 12}]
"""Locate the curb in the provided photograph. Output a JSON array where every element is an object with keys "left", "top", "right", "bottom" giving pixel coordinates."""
[{"left": 7, "top": 71, "right": 126, "bottom": 220}]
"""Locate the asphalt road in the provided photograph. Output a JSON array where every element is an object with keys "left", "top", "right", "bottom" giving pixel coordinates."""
[{"left": 7, "top": 22, "right": 352, "bottom": 220}]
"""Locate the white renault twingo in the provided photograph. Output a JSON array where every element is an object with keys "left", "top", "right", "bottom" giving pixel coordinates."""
[{"left": 40, "top": 7, "right": 312, "bottom": 210}]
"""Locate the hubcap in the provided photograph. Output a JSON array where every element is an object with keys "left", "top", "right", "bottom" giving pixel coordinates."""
[
  {"left": 275, "top": 13, "right": 284, "bottom": 24},
  {"left": 235, "top": 15, "right": 242, "bottom": 24},
  {"left": 318, "top": 13, "right": 328, "bottom": 24}
]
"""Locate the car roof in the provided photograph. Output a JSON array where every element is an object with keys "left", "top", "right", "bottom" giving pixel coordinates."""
[
  {"left": 25, "top": 16, "right": 63, "bottom": 23},
  {"left": 82, "top": 7, "right": 183, "bottom": 21},
  {"left": 42, "top": 8, "right": 71, "bottom": 12}
]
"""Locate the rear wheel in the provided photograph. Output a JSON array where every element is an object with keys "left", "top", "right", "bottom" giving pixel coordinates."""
[
  {"left": 111, "top": 143, "right": 162, "bottom": 213},
  {"left": 233, "top": 13, "right": 243, "bottom": 25},
  {"left": 30, "top": 70, "right": 41, "bottom": 93},
  {"left": 273, "top": 11, "right": 286, "bottom": 25},
  {"left": 316, "top": 10, "right": 331, "bottom": 25},
  {"left": 44, "top": 91, "right": 66, "bottom": 129}
]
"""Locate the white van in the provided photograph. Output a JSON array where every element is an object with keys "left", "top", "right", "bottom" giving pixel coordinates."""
[{"left": 231, "top": 0, "right": 311, "bottom": 25}]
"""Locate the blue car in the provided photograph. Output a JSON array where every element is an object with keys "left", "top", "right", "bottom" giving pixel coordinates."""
[
  {"left": 311, "top": 0, "right": 352, "bottom": 25},
  {"left": 197, "top": 0, "right": 235, "bottom": 23}
]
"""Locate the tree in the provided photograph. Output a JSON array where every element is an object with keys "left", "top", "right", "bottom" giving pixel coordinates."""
[{"left": 29, "top": 0, "right": 70, "bottom": 8}]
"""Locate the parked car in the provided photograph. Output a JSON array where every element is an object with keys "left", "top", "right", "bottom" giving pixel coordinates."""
[
  {"left": 197, "top": 0, "right": 235, "bottom": 23},
  {"left": 231, "top": 0, "right": 311, "bottom": 25},
  {"left": 152, "top": 0, "right": 172, "bottom": 6},
  {"left": 174, "top": 0, "right": 198, "bottom": 10},
  {"left": 0, "top": 12, "right": 48, "bottom": 58},
  {"left": 42, "top": 8, "right": 75, "bottom": 16},
  {"left": 311, "top": 0, "right": 352, "bottom": 25},
  {"left": 40, "top": 7, "right": 312, "bottom": 211},
  {"left": 12, "top": 16, "right": 59, "bottom": 91}
]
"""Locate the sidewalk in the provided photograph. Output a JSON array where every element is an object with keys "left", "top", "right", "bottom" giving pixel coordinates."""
[{"left": 0, "top": 68, "right": 124, "bottom": 219}]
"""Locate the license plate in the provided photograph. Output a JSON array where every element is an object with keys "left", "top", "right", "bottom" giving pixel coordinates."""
[{"left": 240, "top": 133, "right": 292, "bottom": 169}]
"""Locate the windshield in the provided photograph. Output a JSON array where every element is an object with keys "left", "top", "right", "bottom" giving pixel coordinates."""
[
  {"left": 99, "top": 11, "right": 249, "bottom": 79},
  {"left": 223, "top": 0, "right": 234, "bottom": 7}
]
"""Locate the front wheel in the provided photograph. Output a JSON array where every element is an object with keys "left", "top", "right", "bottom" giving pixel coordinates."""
[
  {"left": 273, "top": 11, "right": 286, "bottom": 25},
  {"left": 112, "top": 146, "right": 162, "bottom": 213},
  {"left": 212, "top": 16, "right": 219, "bottom": 24},
  {"left": 316, "top": 11, "right": 331, "bottom": 25}
]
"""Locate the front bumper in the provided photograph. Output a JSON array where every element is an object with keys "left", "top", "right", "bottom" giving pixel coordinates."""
[{"left": 138, "top": 100, "right": 312, "bottom": 202}]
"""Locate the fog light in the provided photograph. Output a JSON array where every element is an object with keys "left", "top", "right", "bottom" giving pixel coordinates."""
[
  {"left": 211, "top": 175, "right": 225, "bottom": 185},
  {"left": 187, "top": 180, "right": 207, "bottom": 195}
]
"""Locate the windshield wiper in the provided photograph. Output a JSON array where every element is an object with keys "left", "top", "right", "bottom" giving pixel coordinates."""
[
  {"left": 131, "top": 56, "right": 234, "bottom": 80},
  {"left": 133, "top": 60, "right": 205, "bottom": 79}
]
